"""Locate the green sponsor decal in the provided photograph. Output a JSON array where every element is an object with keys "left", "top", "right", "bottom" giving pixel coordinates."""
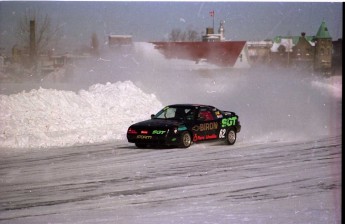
[
  {"left": 152, "top": 130, "right": 166, "bottom": 134},
  {"left": 221, "top": 117, "right": 237, "bottom": 128}
]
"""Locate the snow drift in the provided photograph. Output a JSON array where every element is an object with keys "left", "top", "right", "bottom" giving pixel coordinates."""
[{"left": 0, "top": 81, "right": 162, "bottom": 148}]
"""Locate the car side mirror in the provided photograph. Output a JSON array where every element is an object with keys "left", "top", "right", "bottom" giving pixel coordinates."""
[{"left": 151, "top": 114, "right": 155, "bottom": 119}]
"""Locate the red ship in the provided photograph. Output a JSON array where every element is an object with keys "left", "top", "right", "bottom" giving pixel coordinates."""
[
  {"left": 151, "top": 21, "right": 249, "bottom": 68},
  {"left": 151, "top": 41, "right": 247, "bottom": 67}
]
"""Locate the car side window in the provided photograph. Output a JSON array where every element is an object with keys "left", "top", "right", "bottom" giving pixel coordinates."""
[
  {"left": 197, "top": 108, "right": 215, "bottom": 121},
  {"left": 184, "top": 109, "right": 196, "bottom": 121},
  {"left": 156, "top": 107, "right": 176, "bottom": 119}
]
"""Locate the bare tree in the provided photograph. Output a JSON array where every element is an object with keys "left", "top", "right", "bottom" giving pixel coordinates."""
[
  {"left": 180, "top": 31, "right": 187, "bottom": 42},
  {"left": 16, "top": 9, "right": 62, "bottom": 55},
  {"left": 169, "top": 28, "right": 200, "bottom": 42},
  {"left": 186, "top": 29, "right": 199, "bottom": 42},
  {"left": 169, "top": 28, "right": 182, "bottom": 42}
]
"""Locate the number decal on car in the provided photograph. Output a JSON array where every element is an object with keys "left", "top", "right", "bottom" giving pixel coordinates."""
[{"left": 219, "top": 129, "right": 226, "bottom": 138}]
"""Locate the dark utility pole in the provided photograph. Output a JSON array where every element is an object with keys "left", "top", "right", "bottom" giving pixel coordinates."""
[{"left": 29, "top": 20, "right": 36, "bottom": 64}]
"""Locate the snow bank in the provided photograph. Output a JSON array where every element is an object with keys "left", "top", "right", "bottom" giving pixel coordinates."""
[{"left": 0, "top": 81, "right": 162, "bottom": 148}]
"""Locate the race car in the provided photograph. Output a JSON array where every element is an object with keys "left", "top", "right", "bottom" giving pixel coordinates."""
[{"left": 127, "top": 104, "right": 241, "bottom": 148}]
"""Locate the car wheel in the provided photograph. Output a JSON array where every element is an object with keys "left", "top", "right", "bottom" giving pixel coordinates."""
[
  {"left": 226, "top": 129, "right": 236, "bottom": 145},
  {"left": 179, "top": 131, "right": 192, "bottom": 148}
]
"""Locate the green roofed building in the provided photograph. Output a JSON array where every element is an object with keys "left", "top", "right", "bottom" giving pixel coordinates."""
[
  {"left": 315, "top": 20, "right": 332, "bottom": 39},
  {"left": 270, "top": 20, "right": 333, "bottom": 74},
  {"left": 314, "top": 20, "right": 333, "bottom": 73}
]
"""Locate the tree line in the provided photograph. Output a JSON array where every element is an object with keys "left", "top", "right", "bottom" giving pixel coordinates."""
[
  {"left": 15, "top": 10, "right": 201, "bottom": 58},
  {"left": 168, "top": 28, "right": 201, "bottom": 42}
]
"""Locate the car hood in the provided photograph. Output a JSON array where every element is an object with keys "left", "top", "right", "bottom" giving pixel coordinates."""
[{"left": 130, "top": 119, "right": 184, "bottom": 128}]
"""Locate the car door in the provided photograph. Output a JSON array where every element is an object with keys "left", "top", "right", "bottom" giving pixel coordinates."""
[
  {"left": 192, "top": 107, "right": 219, "bottom": 142},
  {"left": 213, "top": 109, "right": 227, "bottom": 140}
]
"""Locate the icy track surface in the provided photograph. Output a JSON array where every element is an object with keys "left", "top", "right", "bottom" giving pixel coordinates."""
[{"left": 0, "top": 137, "right": 341, "bottom": 224}]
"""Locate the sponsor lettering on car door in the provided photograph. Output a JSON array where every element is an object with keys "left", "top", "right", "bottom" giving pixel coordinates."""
[{"left": 192, "top": 108, "right": 218, "bottom": 141}]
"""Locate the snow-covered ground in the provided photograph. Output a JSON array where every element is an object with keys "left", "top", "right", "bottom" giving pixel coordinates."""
[
  {"left": 0, "top": 43, "right": 342, "bottom": 223},
  {"left": 0, "top": 137, "right": 341, "bottom": 224}
]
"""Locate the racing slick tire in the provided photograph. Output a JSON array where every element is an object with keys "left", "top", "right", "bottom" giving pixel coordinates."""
[
  {"left": 226, "top": 128, "right": 237, "bottom": 145},
  {"left": 179, "top": 131, "right": 192, "bottom": 148}
]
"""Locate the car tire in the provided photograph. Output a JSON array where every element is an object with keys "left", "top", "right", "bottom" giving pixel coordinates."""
[
  {"left": 179, "top": 131, "right": 192, "bottom": 148},
  {"left": 226, "top": 129, "right": 236, "bottom": 145}
]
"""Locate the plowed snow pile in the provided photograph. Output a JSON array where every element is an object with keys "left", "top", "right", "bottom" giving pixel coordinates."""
[{"left": 0, "top": 81, "right": 162, "bottom": 148}]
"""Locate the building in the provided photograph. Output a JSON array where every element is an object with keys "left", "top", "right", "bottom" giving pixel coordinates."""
[
  {"left": 270, "top": 34, "right": 314, "bottom": 67},
  {"left": 270, "top": 20, "right": 333, "bottom": 73},
  {"left": 108, "top": 35, "right": 133, "bottom": 47},
  {"left": 332, "top": 38, "right": 342, "bottom": 74},
  {"left": 247, "top": 40, "right": 273, "bottom": 64},
  {"left": 313, "top": 20, "right": 333, "bottom": 73},
  {"left": 291, "top": 32, "right": 315, "bottom": 69}
]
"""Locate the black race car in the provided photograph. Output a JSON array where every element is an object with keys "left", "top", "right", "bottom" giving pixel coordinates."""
[{"left": 127, "top": 104, "right": 241, "bottom": 148}]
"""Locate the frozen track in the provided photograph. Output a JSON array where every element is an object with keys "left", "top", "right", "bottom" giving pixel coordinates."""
[{"left": 0, "top": 136, "right": 341, "bottom": 224}]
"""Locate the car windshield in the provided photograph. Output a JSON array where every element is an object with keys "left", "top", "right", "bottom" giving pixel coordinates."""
[{"left": 153, "top": 106, "right": 195, "bottom": 120}]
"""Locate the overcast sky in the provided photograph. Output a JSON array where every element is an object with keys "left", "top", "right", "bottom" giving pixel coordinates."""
[{"left": 0, "top": 1, "right": 343, "bottom": 52}]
